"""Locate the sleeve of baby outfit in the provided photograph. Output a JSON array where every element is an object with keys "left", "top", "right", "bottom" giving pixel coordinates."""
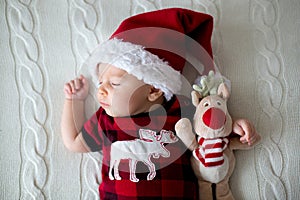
[{"left": 81, "top": 109, "right": 103, "bottom": 152}]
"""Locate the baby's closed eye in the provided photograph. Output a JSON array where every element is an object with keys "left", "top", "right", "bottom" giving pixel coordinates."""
[
  {"left": 97, "top": 81, "right": 120, "bottom": 88},
  {"left": 111, "top": 82, "right": 120, "bottom": 86}
]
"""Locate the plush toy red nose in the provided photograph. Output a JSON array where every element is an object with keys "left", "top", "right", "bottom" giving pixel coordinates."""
[{"left": 202, "top": 108, "right": 226, "bottom": 130}]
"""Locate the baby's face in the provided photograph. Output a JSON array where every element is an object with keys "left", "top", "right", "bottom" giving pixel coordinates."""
[{"left": 96, "top": 64, "right": 152, "bottom": 117}]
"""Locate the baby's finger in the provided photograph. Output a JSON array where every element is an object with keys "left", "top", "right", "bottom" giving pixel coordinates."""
[
  {"left": 64, "top": 83, "right": 72, "bottom": 94},
  {"left": 249, "top": 132, "right": 260, "bottom": 145},
  {"left": 73, "top": 79, "right": 80, "bottom": 91},
  {"left": 233, "top": 123, "right": 245, "bottom": 137},
  {"left": 243, "top": 131, "right": 256, "bottom": 145},
  {"left": 240, "top": 135, "right": 248, "bottom": 144},
  {"left": 244, "top": 124, "right": 253, "bottom": 137},
  {"left": 68, "top": 80, "right": 73, "bottom": 93},
  {"left": 80, "top": 75, "right": 89, "bottom": 89},
  {"left": 79, "top": 74, "right": 85, "bottom": 80},
  {"left": 70, "top": 80, "right": 80, "bottom": 94}
]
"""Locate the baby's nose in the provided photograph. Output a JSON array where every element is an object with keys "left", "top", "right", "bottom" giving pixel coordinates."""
[{"left": 98, "top": 84, "right": 108, "bottom": 96}]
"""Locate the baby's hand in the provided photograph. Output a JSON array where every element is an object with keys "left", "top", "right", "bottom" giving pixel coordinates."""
[
  {"left": 64, "top": 75, "right": 89, "bottom": 100},
  {"left": 232, "top": 119, "right": 261, "bottom": 146}
]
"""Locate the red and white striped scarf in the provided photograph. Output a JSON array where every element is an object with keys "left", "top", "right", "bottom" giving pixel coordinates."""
[{"left": 193, "top": 137, "right": 229, "bottom": 167}]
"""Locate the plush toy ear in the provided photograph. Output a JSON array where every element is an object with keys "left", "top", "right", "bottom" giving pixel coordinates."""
[
  {"left": 217, "top": 83, "right": 230, "bottom": 100},
  {"left": 191, "top": 91, "right": 202, "bottom": 107}
]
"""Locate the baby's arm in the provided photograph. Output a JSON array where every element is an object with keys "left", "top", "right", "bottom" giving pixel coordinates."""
[
  {"left": 61, "top": 75, "right": 90, "bottom": 152},
  {"left": 232, "top": 119, "right": 261, "bottom": 146}
]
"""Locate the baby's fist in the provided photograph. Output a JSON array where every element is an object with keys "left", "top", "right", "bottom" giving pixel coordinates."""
[
  {"left": 233, "top": 119, "right": 261, "bottom": 146},
  {"left": 64, "top": 75, "right": 89, "bottom": 100}
]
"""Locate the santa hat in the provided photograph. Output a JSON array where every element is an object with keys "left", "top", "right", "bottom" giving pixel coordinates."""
[{"left": 87, "top": 8, "right": 214, "bottom": 101}]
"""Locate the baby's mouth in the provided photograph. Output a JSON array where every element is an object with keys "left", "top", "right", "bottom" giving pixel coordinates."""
[{"left": 100, "top": 102, "right": 110, "bottom": 108}]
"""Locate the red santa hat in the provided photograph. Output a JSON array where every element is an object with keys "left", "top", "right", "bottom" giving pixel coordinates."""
[{"left": 87, "top": 8, "right": 214, "bottom": 100}]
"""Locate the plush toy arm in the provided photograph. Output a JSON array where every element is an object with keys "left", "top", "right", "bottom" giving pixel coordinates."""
[
  {"left": 229, "top": 134, "right": 261, "bottom": 150},
  {"left": 175, "top": 118, "right": 198, "bottom": 151}
]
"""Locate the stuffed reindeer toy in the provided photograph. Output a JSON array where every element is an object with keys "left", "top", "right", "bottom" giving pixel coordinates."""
[{"left": 175, "top": 71, "right": 260, "bottom": 200}]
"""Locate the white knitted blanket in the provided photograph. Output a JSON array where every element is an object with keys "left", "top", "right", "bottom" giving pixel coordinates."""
[{"left": 1, "top": 0, "right": 299, "bottom": 199}]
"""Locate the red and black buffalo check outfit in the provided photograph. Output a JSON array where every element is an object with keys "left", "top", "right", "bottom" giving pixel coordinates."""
[{"left": 81, "top": 95, "right": 198, "bottom": 200}]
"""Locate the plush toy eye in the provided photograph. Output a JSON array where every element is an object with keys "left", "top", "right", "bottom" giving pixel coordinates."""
[
  {"left": 217, "top": 101, "right": 222, "bottom": 106},
  {"left": 203, "top": 101, "right": 210, "bottom": 107}
]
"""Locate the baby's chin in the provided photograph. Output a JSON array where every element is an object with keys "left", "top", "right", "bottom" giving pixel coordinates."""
[{"left": 103, "top": 108, "right": 130, "bottom": 118}]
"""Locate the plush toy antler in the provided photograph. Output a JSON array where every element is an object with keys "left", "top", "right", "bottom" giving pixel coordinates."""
[{"left": 193, "top": 70, "right": 224, "bottom": 98}]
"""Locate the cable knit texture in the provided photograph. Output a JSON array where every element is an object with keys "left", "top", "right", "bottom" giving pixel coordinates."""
[{"left": 1, "top": 0, "right": 299, "bottom": 200}]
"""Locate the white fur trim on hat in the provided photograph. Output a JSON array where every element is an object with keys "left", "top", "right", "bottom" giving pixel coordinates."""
[{"left": 86, "top": 38, "right": 182, "bottom": 101}]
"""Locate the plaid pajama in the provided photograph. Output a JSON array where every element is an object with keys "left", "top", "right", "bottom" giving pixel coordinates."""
[{"left": 82, "top": 96, "right": 198, "bottom": 200}]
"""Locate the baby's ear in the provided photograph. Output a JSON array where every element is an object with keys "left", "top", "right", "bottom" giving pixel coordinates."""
[{"left": 148, "top": 86, "right": 164, "bottom": 102}]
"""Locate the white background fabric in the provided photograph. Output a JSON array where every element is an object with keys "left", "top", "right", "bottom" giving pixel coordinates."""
[{"left": 0, "top": 0, "right": 299, "bottom": 199}]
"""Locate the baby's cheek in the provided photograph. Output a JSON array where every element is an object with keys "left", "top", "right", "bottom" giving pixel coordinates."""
[
  {"left": 112, "top": 98, "right": 130, "bottom": 114},
  {"left": 96, "top": 93, "right": 101, "bottom": 103}
]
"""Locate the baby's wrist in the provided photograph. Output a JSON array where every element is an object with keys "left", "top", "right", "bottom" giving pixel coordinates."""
[{"left": 64, "top": 98, "right": 85, "bottom": 102}]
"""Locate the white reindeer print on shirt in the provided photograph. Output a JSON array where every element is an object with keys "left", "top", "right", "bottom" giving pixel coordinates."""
[{"left": 109, "top": 129, "right": 178, "bottom": 182}]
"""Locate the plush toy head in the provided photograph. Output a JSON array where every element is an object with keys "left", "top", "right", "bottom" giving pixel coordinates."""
[{"left": 192, "top": 82, "right": 233, "bottom": 139}]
